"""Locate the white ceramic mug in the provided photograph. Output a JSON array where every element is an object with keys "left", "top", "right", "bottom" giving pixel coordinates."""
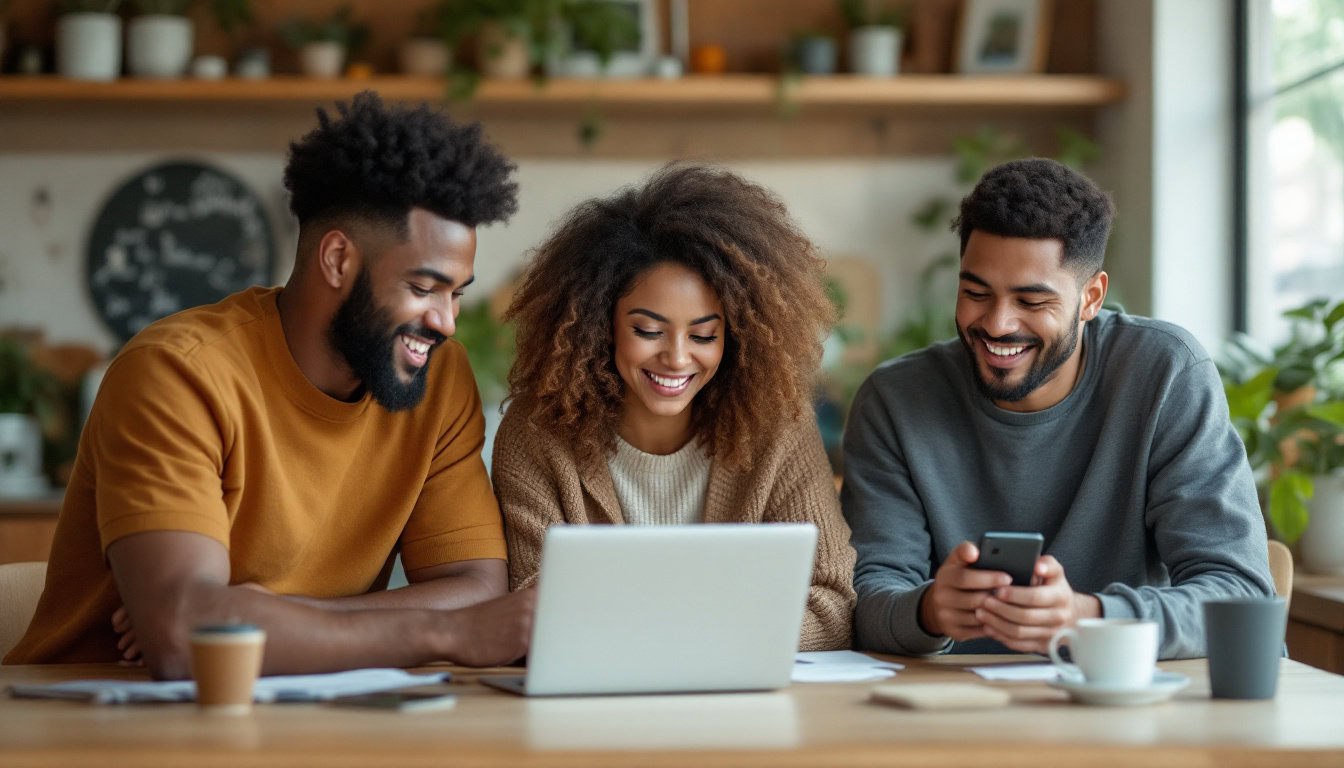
[{"left": 1048, "top": 618, "right": 1158, "bottom": 688}]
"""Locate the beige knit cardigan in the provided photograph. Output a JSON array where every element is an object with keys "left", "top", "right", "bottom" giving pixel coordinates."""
[{"left": 491, "top": 405, "right": 857, "bottom": 651}]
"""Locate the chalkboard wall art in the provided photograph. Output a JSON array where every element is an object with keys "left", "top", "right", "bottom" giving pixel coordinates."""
[{"left": 86, "top": 160, "right": 276, "bottom": 343}]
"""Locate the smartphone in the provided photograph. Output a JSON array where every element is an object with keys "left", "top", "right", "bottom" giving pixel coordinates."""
[
  {"left": 328, "top": 691, "right": 457, "bottom": 713},
  {"left": 971, "top": 532, "right": 1044, "bottom": 587}
]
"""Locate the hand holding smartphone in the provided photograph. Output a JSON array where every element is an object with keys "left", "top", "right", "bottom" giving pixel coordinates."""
[{"left": 970, "top": 532, "right": 1044, "bottom": 587}]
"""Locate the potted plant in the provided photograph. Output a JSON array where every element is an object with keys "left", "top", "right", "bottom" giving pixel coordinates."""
[
  {"left": 434, "top": 0, "right": 640, "bottom": 86},
  {"left": 431, "top": 0, "right": 542, "bottom": 80},
  {"left": 839, "top": 0, "right": 905, "bottom": 76},
  {"left": 0, "top": 338, "right": 60, "bottom": 498},
  {"left": 400, "top": 4, "right": 454, "bottom": 77},
  {"left": 1222, "top": 298, "right": 1344, "bottom": 574},
  {"left": 205, "top": 0, "right": 268, "bottom": 78},
  {"left": 127, "top": 0, "right": 195, "bottom": 79},
  {"left": 786, "top": 29, "right": 838, "bottom": 76},
  {"left": 279, "top": 5, "right": 370, "bottom": 79},
  {"left": 56, "top": 0, "right": 124, "bottom": 81}
]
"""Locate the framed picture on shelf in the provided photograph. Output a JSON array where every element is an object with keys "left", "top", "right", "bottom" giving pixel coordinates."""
[
  {"left": 955, "top": 0, "right": 1052, "bottom": 74},
  {"left": 547, "top": 0, "right": 659, "bottom": 79}
]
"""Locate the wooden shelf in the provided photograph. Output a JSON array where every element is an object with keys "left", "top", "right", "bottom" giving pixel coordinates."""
[{"left": 0, "top": 75, "right": 1125, "bottom": 110}]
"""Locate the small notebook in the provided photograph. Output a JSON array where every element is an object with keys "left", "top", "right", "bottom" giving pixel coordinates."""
[{"left": 869, "top": 683, "right": 1012, "bottom": 710}]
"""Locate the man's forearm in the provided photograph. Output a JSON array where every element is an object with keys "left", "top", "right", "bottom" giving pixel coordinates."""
[
  {"left": 146, "top": 581, "right": 457, "bottom": 679},
  {"left": 282, "top": 572, "right": 501, "bottom": 612}
]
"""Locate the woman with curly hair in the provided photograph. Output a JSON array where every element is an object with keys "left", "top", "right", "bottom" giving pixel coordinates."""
[{"left": 492, "top": 164, "right": 856, "bottom": 650}]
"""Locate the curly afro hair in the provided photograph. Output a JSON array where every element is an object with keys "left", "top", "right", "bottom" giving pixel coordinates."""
[
  {"left": 952, "top": 158, "right": 1115, "bottom": 277},
  {"left": 504, "top": 163, "right": 836, "bottom": 472},
  {"left": 284, "top": 91, "right": 517, "bottom": 235}
]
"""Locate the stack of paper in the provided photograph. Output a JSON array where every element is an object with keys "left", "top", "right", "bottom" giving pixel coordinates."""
[
  {"left": 7, "top": 668, "right": 449, "bottom": 704},
  {"left": 791, "top": 651, "right": 904, "bottom": 683}
]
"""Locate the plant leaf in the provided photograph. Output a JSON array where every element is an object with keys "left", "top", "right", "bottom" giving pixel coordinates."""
[
  {"left": 1225, "top": 366, "right": 1276, "bottom": 422},
  {"left": 1325, "top": 300, "right": 1344, "bottom": 332},
  {"left": 1275, "top": 364, "right": 1315, "bottom": 393},
  {"left": 1269, "top": 471, "right": 1313, "bottom": 544},
  {"left": 1307, "top": 401, "right": 1344, "bottom": 426}
]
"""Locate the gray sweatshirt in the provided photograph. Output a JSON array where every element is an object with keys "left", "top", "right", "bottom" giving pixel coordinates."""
[{"left": 841, "top": 309, "right": 1275, "bottom": 658}]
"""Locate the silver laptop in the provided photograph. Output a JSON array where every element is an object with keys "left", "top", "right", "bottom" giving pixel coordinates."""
[{"left": 480, "top": 523, "right": 816, "bottom": 696}]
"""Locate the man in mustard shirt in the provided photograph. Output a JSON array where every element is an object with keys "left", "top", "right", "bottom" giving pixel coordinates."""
[{"left": 5, "top": 92, "right": 535, "bottom": 678}]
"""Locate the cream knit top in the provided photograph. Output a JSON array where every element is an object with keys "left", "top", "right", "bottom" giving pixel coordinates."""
[{"left": 607, "top": 436, "right": 711, "bottom": 526}]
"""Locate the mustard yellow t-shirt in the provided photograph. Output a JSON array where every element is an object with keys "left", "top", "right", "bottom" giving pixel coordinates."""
[{"left": 5, "top": 286, "right": 505, "bottom": 664}]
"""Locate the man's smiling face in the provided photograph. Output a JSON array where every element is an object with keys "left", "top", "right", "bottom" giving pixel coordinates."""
[
  {"left": 329, "top": 208, "right": 476, "bottom": 412},
  {"left": 955, "top": 230, "right": 1103, "bottom": 413}
]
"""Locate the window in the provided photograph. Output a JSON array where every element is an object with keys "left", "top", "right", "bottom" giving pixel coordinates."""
[{"left": 1245, "top": 0, "right": 1344, "bottom": 340}]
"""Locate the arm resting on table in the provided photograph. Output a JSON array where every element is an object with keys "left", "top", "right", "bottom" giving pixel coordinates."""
[{"left": 108, "top": 530, "right": 531, "bottom": 679}]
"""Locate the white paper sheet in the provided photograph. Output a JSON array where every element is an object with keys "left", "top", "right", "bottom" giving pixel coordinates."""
[
  {"left": 967, "top": 663, "right": 1060, "bottom": 681},
  {"left": 791, "top": 651, "right": 903, "bottom": 683},
  {"left": 7, "top": 668, "right": 449, "bottom": 704}
]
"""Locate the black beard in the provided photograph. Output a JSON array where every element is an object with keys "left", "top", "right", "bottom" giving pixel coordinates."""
[
  {"left": 328, "top": 268, "right": 444, "bottom": 412},
  {"left": 958, "top": 302, "right": 1081, "bottom": 403}
]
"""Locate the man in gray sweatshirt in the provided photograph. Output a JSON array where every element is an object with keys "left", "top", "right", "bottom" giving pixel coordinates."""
[{"left": 842, "top": 158, "right": 1274, "bottom": 659}]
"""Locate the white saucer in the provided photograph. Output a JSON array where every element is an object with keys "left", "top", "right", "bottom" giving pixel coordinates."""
[{"left": 1048, "top": 671, "right": 1190, "bottom": 706}]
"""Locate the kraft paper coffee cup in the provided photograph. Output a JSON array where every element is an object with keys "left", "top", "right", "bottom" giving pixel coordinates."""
[{"left": 190, "top": 624, "right": 266, "bottom": 714}]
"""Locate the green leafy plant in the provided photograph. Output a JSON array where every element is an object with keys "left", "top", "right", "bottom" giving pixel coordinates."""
[
  {"left": 0, "top": 338, "right": 61, "bottom": 425},
  {"left": 1222, "top": 298, "right": 1344, "bottom": 543},
  {"left": 432, "top": 0, "right": 637, "bottom": 145},
  {"left": 435, "top": 0, "right": 638, "bottom": 81},
  {"left": 838, "top": 0, "right": 906, "bottom": 29},
  {"left": 208, "top": 0, "right": 252, "bottom": 35},
  {"left": 131, "top": 0, "right": 194, "bottom": 14},
  {"left": 58, "top": 0, "right": 123, "bottom": 13},
  {"left": 452, "top": 301, "right": 516, "bottom": 404},
  {"left": 279, "top": 5, "right": 370, "bottom": 53}
]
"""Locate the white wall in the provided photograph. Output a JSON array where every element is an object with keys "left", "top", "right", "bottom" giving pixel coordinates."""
[
  {"left": 1098, "top": 0, "right": 1237, "bottom": 352},
  {"left": 0, "top": 153, "right": 959, "bottom": 355}
]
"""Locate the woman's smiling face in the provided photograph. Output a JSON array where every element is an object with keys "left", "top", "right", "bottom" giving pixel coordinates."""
[{"left": 612, "top": 261, "right": 726, "bottom": 426}]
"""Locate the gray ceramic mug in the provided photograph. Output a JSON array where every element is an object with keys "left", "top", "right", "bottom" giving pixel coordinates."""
[{"left": 1203, "top": 597, "right": 1286, "bottom": 699}]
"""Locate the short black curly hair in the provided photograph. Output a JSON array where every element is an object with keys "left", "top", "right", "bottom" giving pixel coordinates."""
[
  {"left": 284, "top": 91, "right": 518, "bottom": 236},
  {"left": 952, "top": 158, "right": 1115, "bottom": 277}
]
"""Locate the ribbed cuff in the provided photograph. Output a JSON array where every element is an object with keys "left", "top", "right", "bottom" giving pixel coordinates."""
[
  {"left": 1095, "top": 591, "right": 1136, "bottom": 619},
  {"left": 892, "top": 581, "right": 955, "bottom": 655}
]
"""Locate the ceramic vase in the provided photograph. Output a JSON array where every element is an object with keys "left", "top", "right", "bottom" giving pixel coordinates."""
[
  {"left": 299, "top": 41, "right": 345, "bottom": 79},
  {"left": 127, "top": 14, "right": 194, "bottom": 78},
  {"left": 848, "top": 26, "right": 902, "bottom": 76},
  {"left": 1302, "top": 472, "right": 1344, "bottom": 575},
  {"left": 56, "top": 13, "right": 122, "bottom": 81}
]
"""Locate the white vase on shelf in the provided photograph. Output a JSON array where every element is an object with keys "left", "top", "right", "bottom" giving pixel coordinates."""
[
  {"left": 299, "top": 41, "right": 346, "bottom": 79},
  {"left": 56, "top": 12, "right": 122, "bottom": 81},
  {"left": 127, "top": 14, "right": 194, "bottom": 79},
  {"left": 400, "top": 38, "right": 451, "bottom": 77},
  {"left": 848, "top": 26, "right": 902, "bottom": 76}
]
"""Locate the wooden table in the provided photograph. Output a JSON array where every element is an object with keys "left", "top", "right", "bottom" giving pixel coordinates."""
[
  {"left": 1288, "top": 574, "right": 1344, "bottom": 674},
  {"left": 2, "top": 655, "right": 1341, "bottom": 767}
]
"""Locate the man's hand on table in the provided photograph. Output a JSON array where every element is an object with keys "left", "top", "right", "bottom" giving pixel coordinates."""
[
  {"left": 977, "top": 555, "right": 1102, "bottom": 653},
  {"left": 438, "top": 587, "right": 537, "bottom": 667}
]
